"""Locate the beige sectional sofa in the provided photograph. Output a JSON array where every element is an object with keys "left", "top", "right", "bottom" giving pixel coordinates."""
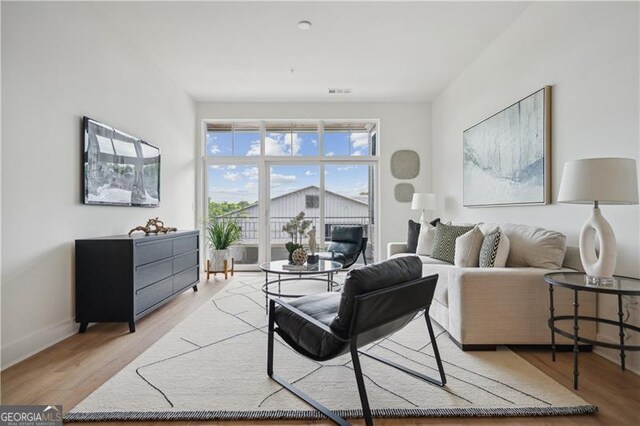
[{"left": 388, "top": 223, "right": 597, "bottom": 350}]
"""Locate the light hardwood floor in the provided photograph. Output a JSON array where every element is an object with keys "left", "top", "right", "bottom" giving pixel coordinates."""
[{"left": 2, "top": 273, "right": 639, "bottom": 425}]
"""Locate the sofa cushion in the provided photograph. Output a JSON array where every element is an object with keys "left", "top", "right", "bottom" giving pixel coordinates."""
[
  {"left": 479, "top": 228, "right": 510, "bottom": 267},
  {"left": 330, "top": 256, "right": 423, "bottom": 338},
  {"left": 431, "top": 223, "right": 474, "bottom": 264},
  {"left": 489, "top": 223, "right": 567, "bottom": 269},
  {"left": 454, "top": 226, "right": 484, "bottom": 267},
  {"left": 390, "top": 252, "right": 451, "bottom": 265}
]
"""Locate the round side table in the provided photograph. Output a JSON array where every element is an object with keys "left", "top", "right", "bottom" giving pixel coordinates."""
[{"left": 544, "top": 272, "right": 640, "bottom": 390}]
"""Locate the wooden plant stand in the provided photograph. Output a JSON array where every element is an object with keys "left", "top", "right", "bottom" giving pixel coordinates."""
[{"left": 206, "top": 258, "right": 235, "bottom": 280}]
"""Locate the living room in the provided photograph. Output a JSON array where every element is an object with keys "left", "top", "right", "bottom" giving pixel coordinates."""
[{"left": 1, "top": 1, "right": 639, "bottom": 425}]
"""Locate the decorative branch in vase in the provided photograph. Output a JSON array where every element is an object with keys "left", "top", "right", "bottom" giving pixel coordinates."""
[{"left": 282, "top": 211, "right": 312, "bottom": 264}]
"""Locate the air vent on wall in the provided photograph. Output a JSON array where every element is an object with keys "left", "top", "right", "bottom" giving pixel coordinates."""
[{"left": 328, "top": 88, "right": 352, "bottom": 95}]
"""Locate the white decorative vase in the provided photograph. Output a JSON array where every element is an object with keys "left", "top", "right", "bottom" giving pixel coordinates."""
[
  {"left": 579, "top": 207, "right": 617, "bottom": 279},
  {"left": 211, "top": 249, "right": 229, "bottom": 271}
]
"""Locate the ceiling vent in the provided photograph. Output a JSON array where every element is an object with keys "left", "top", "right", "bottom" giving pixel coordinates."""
[{"left": 328, "top": 88, "right": 352, "bottom": 95}]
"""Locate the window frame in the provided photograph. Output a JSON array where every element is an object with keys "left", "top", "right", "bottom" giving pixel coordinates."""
[{"left": 198, "top": 119, "right": 380, "bottom": 270}]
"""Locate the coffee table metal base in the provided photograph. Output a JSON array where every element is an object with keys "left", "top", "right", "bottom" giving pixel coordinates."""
[{"left": 262, "top": 272, "right": 341, "bottom": 312}]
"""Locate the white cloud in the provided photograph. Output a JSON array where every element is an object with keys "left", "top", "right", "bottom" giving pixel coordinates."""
[
  {"left": 242, "top": 166, "right": 259, "bottom": 180},
  {"left": 223, "top": 171, "right": 240, "bottom": 181},
  {"left": 210, "top": 188, "right": 250, "bottom": 195},
  {"left": 337, "top": 166, "right": 355, "bottom": 171},
  {"left": 270, "top": 173, "right": 297, "bottom": 186},
  {"left": 304, "top": 170, "right": 316, "bottom": 176},
  {"left": 326, "top": 151, "right": 335, "bottom": 157},
  {"left": 350, "top": 133, "right": 369, "bottom": 149},
  {"left": 246, "top": 141, "right": 260, "bottom": 156},
  {"left": 227, "top": 165, "right": 236, "bottom": 170},
  {"left": 209, "top": 144, "right": 221, "bottom": 155}
]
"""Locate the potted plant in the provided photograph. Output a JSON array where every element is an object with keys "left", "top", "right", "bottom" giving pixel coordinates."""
[
  {"left": 206, "top": 217, "right": 241, "bottom": 271},
  {"left": 282, "top": 211, "right": 312, "bottom": 263}
]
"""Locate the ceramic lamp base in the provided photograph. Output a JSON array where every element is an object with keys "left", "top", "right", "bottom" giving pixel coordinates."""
[{"left": 579, "top": 206, "right": 617, "bottom": 279}]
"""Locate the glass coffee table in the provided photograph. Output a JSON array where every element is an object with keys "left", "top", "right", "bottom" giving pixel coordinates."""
[
  {"left": 544, "top": 272, "right": 640, "bottom": 390},
  {"left": 260, "top": 260, "right": 343, "bottom": 312}
]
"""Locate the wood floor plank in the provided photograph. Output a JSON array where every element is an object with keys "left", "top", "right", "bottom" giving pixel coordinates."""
[{"left": 2, "top": 273, "right": 639, "bottom": 425}]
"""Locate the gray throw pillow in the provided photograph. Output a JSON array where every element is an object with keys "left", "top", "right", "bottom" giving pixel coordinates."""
[
  {"left": 406, "top": 220, "right": 421, "bottom": 253},
  {"left": 431, "top": 223, "right": 474, "bottom": 264}
]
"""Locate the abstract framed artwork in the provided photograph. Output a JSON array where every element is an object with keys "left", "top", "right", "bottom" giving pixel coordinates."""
[{"left": 463, "top": 86, "right": 551, "bottom": 207}]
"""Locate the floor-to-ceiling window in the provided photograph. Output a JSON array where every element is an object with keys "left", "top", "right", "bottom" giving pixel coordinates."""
[{"left": 202, "top": 120, "right": 378, "bottom": 269}]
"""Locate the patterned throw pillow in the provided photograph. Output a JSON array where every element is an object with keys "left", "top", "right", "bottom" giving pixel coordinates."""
[
  {"left": 479, "top": 228, "right": 511, "bottom": 267},
  {"left": 431, "top": 223, "right": 474, "bottom": 264}
]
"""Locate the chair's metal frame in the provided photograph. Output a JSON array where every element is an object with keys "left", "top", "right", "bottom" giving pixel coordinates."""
[{"left": 267, "top": 279, "right": 446, "bottom": 426}]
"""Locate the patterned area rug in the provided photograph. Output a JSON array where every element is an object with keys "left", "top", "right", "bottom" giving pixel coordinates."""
[{"left": 65, "top": 273, "right": 596, "bottom": 422}]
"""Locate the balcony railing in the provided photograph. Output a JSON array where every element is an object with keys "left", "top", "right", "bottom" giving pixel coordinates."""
[{"left": 210, "top": 216, "right": 371, "bottom": 244}]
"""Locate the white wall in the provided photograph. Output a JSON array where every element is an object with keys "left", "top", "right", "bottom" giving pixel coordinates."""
[
  {"left": 432, "top": 2, "right": 640, "bottom": 371},
  {"left": 1, "top": 2, "right": 197, "bottom": 368},
  {"left": 197, "top": 102, "right": 432, "bottom": 260}
]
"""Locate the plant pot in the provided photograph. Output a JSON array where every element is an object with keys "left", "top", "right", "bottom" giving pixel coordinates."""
[{"left": 210, "top": 249, "right": 229, "bottom": 271}]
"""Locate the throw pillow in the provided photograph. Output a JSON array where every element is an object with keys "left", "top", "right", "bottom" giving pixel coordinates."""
[
  {"left": 454, "top": 226, "right": 484, "bottom": 267},
  {"left": 416, "top": 221, "right": 435, "bottom": 255},
  {"left": 406, "top": 220, "right": 421, "bottom": 253},
  {"left": 407, "top": 218, "right": 442, "bottom": 253},
  {"left": 479, "top": 228, "right": 511, "bottom": 267},
  {"left": 431, "top": 223, "right": 474, "bottom": 264}
]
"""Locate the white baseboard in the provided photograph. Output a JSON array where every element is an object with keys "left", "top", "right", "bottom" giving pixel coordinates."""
[
  {"left": 593, "top": 332, "right": 640, "bottom": 376},
  {"left": 1, "top": 317, "right": 78, "bottom": 370}
]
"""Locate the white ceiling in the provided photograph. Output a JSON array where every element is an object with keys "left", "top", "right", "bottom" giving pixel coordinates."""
[{"left": 94, "top": 1, "right": 531, "bottom": 102}]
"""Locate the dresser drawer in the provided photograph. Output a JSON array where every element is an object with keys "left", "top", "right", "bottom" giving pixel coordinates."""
[
  {"left": 173, "top": 235, "right": 198, "bottom": 256},
  {"left": 135, "top": 276, "right": 173, "bottom": 314},
  {"left": 173, "top": 250, "right": 198, "bottom": 274},
  {"left": 135, "top": 239, "right": 173, "bottom": 266},
  {"left": 173, "top": 266, "right": 198, "bottom": 293},
  {"left": 135, "top": 258, "right": 173, "bottom": 289}
]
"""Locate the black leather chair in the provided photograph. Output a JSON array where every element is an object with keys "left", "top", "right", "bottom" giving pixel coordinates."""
[
  {"left": 317, "top": 225, "right": 368, "bottom": 268},
  {"left": 267, "top": 256, "right": 445, "bottom": 426}
]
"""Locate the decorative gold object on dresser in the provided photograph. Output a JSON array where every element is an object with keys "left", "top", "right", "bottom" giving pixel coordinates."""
[{"left": 128, "top": 217, "right": 178, "bottom": 235}]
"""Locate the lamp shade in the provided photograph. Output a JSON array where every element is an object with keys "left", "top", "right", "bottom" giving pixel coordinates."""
[
  {"left": 411, "top": 193, "right": 436, "bottom": 210},
  {"left": 558, "top": 158, "right": 639, "bottom": 205}
]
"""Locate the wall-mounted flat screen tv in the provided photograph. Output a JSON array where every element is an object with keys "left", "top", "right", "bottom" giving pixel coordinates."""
[{"left": 83, "top": 117, "right": 160, "bottom": 207}]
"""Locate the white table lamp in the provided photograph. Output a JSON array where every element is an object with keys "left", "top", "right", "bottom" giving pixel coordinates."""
[
  {"left": 558, "top": 158, "right": 638, "bottom": 283},
  {"left": 411, "top": 193, "right": 436, "bottom": 223}
]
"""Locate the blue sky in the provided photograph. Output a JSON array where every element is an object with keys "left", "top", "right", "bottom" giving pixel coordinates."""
[
  {"left": 206, "top": 130, "right": 372, "bottom": 204},
  {"left": 208, "top": 164, "right": 371, "bottom": 203},
  {"left": 206, "top": 131, "right": 370, "bottom": 157}
]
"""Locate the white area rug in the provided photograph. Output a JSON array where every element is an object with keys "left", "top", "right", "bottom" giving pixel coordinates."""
[{"left": 65, "top": 273, "right": 596, "bottom": 422}]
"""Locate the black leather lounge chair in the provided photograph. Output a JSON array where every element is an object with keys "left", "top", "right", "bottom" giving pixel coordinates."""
[
  {"left": 267, "top": 256, "right": 445, "bottom": 426},
  {"left": 317, "top": 225, "right": 368, "bottom": 268}
]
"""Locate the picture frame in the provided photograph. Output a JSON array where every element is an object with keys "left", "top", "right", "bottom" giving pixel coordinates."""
[{"left": 463, "top": 86, "right": 551, "bottom": 207}]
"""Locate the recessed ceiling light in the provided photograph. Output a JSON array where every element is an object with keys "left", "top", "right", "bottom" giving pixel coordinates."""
[{"left": 297, "top": 20, "right": 312, "bottom": 30}]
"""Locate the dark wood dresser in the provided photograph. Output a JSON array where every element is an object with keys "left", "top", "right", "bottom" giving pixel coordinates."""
[{"left": 75, "top": 230, "right": 200, "bottom": 333}]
